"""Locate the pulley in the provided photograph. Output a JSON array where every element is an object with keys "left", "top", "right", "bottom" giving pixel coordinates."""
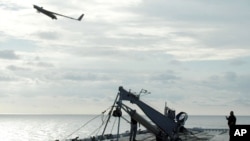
[{"left": 112, "top": 107, "right": 122, "bottom": 117}]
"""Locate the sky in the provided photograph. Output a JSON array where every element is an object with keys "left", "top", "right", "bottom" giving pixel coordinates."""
[{"left": 0, "top": 0, "right": 250, "bottom": 115}]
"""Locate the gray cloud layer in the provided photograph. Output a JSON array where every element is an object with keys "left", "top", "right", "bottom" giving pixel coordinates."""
[{"left": 0, "top": 0, "right": 249, "bottom": 115}]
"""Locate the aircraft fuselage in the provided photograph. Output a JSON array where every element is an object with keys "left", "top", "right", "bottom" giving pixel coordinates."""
[{"left": 33, "top": 5, "right": 57, "bottom": 19}]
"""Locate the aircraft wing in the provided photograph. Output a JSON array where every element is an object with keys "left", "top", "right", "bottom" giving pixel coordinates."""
[{"left": 53, "top": 12, "right": 84, "bottom": 21}]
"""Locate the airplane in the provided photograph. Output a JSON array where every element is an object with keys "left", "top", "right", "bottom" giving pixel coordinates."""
[{"left": 33, "top": 5, "right": 84, "bottom": 21}]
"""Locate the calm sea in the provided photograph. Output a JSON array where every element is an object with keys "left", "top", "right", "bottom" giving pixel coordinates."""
[{"left": 0, "top": 114, "right": 249, "bottom": 141}]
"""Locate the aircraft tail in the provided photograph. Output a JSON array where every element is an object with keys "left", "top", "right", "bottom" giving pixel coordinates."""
[{"left": 78, "top": 14, "right": 84, "bottom": 21}]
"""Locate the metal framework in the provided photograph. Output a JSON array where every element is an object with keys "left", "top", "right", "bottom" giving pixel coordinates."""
[{"left": 102, "top": 86, "right": 188, "bottom": 141}]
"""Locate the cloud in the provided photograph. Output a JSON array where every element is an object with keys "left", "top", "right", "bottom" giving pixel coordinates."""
[
  {"left": 223, "top": 72, "right": 237, "bottom": 81},
  {"left": 6, "top": 65, "right": 29, "bottom": 71},
  {"left": 0, "top": 1, "right": 24, "bottom": 11},
  {"left": 151, "top": 70, "right": 180, "bottom": 84},
  {"left": 229, "top": 59, "right": 247, "bottom": 66},
  {"left": 120, "top": 0, "right": 250, "bottom": 61},
  {"left": 199, "top": 72, "right": 250, "bottom": 97},
  {"left": 0, "top": 50, "right": 19, "bottom": 60},
  {"left": 0, "top": 73, "right": 17, "bottom": 82},
  {"left": 28, "top": 62, "right": 54, "bottom": 68},
  {"left": 0, "top": 0, "right": 250, "bottom": 115},
  {"left": 61, "top": 72, "right": 109, "bottom": 82},
  {"left": 34, "top": 31, "right": 60, "bottom": 40}
]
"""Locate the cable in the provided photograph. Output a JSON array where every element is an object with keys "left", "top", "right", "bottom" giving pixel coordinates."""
[
  {"left": 88, "top": 113, "right": 109, "bottom": 137},
  {"left": 94, "top": 114, "right": 109, "bottom": 136},
  {"left": 110, "top": 117, "right": 117, "bottom": 134},
  {"left": 61, "top": 107, "right": 110, "bottom": 140}
]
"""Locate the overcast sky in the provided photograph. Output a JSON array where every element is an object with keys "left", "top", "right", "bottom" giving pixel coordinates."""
[{"left": 0, "top": 0, "right": 249, "bottom": 115}]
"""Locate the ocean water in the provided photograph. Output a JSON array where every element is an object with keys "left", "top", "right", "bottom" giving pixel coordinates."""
[{"left": 0, "top": 114, "right": 249, "bottom": 141}]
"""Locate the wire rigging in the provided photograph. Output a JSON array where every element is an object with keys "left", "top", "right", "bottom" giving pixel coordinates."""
[
  {"left": 94, "top": 114, "right": 109, "bottom": 136},
  {"left": 61, "top": 107, "right": 110, "bottom": 140},
  {"left": 110, "top": 116, "right": 117, "bottom": 134}
]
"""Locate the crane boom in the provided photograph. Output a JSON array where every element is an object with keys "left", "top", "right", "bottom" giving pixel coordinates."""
[
  {"left": 116, "top": 86, "right": 187, "bottom": 141},
  {"left": 118, "top": 86, "right": 177, "bottom": 137}
]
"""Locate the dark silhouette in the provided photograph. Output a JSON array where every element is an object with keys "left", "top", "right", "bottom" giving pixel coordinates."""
[
  {"left": 130, "top": 117, "right": 138, "bottom": 141},
  {"left": 226, "top": 111, "right": 236, "bottom": 141},
  {"left": 33, "top": 5, "right": 84, "bottom": 21}
]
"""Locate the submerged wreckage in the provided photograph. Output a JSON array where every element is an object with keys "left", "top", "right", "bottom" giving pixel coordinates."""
[{"left": 60, "top": 86, "right": 189, "bottom": 141}]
